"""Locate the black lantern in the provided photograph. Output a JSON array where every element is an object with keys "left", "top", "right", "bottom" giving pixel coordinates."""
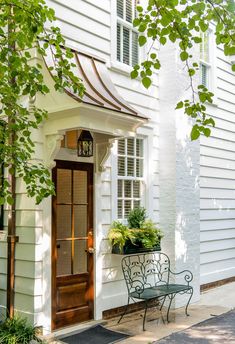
[{"left": 77, "top": 130, "right": 93, "bottom": 157}]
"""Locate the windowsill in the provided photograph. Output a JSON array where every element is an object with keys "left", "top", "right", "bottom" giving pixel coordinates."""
[
  {"left": 206, "top": 99, "right": 218, "bottom": 108},
  {"left": 108, "top": 60, "right": 143, "bottom": 84},
  {"left": 108, "top": 60, "right": 133, "bottom": 76}
]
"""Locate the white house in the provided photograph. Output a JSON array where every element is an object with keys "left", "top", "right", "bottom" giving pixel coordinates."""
[{"left": 0, "top": 0, "right": 234, "bottom": 334}]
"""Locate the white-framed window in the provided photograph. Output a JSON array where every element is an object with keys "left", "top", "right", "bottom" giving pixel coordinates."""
[
  {"left": 200, "top": 31, "right": 211, "bottom": 88},
  {"left": 117, "top": 137, "right": 144, "bottom": 219},
  {"left": 116, "top": 0, "right": 139, "bottom": 67}
]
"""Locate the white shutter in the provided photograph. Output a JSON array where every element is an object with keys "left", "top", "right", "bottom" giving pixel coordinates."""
[
  {"left": 132, "top": 31, "right": 139, "bottom": 66},
  {"left": 118, "top": 139, "right": 125, "bottom": 154},
  {"left": 118, "top": 156, "right": 125, "bottom": 176},
  {"left": 117, "top": 138, "right": 144, "bottom": 219},
  {"left": 123, "top": 27, "right": 130, "bottom": 65},
  {"left": 136, "top": 138, "right": 143, "bottom": 157},
  {"left": 117, "top": 23, "right": 121, "bottom": 62},
  {"left": 126, "top": 0, "right": 132, "bottom": 22},
  {"left": 201, "top": 64, "right": 208, "bottom": 87},
  {"left": 117, "top": 0, "right": 124, "bottom": 18},
  {"left": 136, "top": 159, "right": 143, "bottom": 177},
  {"left": 127, "top": 138, "right": 134, "bottom": 156}
]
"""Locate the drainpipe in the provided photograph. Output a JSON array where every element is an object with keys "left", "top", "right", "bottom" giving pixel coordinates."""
[
  {"left": 6, "top": 173, "right": 18, "bottom": 318},
  {"left": 6, "top": 6, "right": 18, "bottom": 318}
]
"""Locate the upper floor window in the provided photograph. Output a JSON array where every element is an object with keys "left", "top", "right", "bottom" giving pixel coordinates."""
[
  {"left": 200, "top": 31, "right": 211, "bottom": 88},
  {"left": 116, "top": 0, "right": 139, "bottom": 67},
  {"left": 117, "top": 138, "right": 144, "bottom": 219}
]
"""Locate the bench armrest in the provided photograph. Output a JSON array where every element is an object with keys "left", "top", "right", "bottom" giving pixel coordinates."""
[{"left": 168, "top": 269, "right": 193, "bottom": 285}]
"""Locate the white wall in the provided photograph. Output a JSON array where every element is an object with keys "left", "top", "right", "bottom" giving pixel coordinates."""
[
  {"left": 200, "top": 46, "right": 235, "bottom": 285},
  {"left": 45, "top": 0, "right": 160, "bottom": 321}
]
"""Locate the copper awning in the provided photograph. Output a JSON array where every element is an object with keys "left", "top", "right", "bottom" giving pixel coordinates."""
[{"left": 43, "top": 46, "right": 147, "bottom": 120}]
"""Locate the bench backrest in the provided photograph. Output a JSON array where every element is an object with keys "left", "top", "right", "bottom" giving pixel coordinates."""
[{"left": 121, "top": 252, "right": 170, "bottom": 295}]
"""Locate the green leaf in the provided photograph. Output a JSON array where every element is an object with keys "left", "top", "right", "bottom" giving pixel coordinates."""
[
  {"left": 176, "top": 101, "right": 184, "bottom": 109},
  {"left": 204, "top": 128, "right": 211, "bottom": 137},
  {"left": 180, "top": 51, "right": 189, "bottom": 61},
  {"left": 138, "top": 36, "right": 147, "bottom": 47},
  {"left": 130, "top": 70, "right": 138, "bottom": 79},
  {"left": 142, "top": 77, "right": 151, "bottom": 89},
  {"left": 191, "top": 126, "right": 200, "bottom": 140}
]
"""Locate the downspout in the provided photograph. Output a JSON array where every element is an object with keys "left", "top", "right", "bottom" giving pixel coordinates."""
[
  {"left": 6, "top": 173, "right": 18, "bottom": 318},
  {"left": 6, "top": 6, "right": 18, "bottom": 318}
]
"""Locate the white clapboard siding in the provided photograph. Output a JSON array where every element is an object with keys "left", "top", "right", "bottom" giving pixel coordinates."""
[
  {"left": 0, "top": 0, "right": 160, "bottom": 322},
  {"left": 200, "top": 45, "right": 235, "bottom": 286},
  {"left": 46, "top": 0, "right": 162, "bottom": 310}
]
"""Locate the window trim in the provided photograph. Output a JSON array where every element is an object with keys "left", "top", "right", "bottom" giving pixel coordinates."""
[
  {"left": 115, "top": 137, "right": 145, "bottom": 221},
  {"left": 199, "top": 27, "right": 218, "bottom": 104},
  {"left": 110, "top": 0, "right": 143, "bottom": 74}
]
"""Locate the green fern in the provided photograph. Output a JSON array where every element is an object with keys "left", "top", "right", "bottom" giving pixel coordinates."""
[{"left": 0, "top": 315, "right": 43, "bottom": 344}]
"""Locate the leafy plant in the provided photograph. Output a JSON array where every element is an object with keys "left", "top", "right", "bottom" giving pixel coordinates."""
[
  {"left": 108, "top": 221, "right": 134, "bottom": 250},
  {"left": 0, "top": 0, "right": 85, "bottom": 206},
  {"left": 131, "top": 0, "right": 235, "bottom": 140},
  {"left": 108, "top": 208, "right": 163, "bottom": 251},
  {"left": 0, "top": 315, "right": 43, "bottom": 344},
  {"left": 132, "top": 220, "right": 163, "bottom": 249},
  {"left": 127, "top": 207, "right": 147, "bottom": 229}
]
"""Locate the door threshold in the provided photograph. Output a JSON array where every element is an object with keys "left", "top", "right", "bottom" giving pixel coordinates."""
[{"left": 47, "top": 319, "right": 107, "bottom": 342}]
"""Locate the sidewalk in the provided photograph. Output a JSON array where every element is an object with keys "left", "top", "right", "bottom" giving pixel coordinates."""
[{"left": 107, "top": 282, "right": 235, "bottom": 343}]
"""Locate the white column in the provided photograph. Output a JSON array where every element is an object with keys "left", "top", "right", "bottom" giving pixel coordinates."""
[{"left": 159, "top": 43, "right": 200, "bottom": 305}]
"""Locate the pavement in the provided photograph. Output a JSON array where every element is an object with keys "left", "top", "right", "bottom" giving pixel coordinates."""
[
  {"left": 49, "top": 282, "right": 235, "bottom": 343},
  {"left": 106, "top": 282, "right": 235, "bottom": 343}
]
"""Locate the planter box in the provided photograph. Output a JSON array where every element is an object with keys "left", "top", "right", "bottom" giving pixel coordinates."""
[{"left": 112, "top": 241, "right": 161, "bottom": 255}]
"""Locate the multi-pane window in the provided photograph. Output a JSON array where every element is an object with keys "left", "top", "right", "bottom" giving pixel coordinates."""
[
  {"left": 200, "top": 32, "right": 211, "bottom": 88},
  {"left": 117, "top": 138, "right": 144, "bottom": 219},
  {"left": 116, "top": 0, "right": 139, "bottom": 66}
]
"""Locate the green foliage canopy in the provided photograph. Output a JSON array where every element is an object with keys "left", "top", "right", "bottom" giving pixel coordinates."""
[
  {"left": 131, "top": 0, "right": 235, "bottom": 140},
  {"left": 0, "top": 0, "right": 85, "bottom": 205}
]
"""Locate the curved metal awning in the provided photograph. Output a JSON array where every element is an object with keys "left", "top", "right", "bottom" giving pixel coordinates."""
[{"left": 43, "top": 46, "right": 147, "bottom": 121}]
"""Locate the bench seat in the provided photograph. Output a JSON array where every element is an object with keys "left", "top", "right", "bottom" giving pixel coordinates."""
[
  {"left": 130, "top": 284, "right": 192, "bottom": 300},
  {"left": 118, "top": 252, "right": 193, "bottom": 330}
]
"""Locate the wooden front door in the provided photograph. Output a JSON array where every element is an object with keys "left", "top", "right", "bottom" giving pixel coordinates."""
[{"left": 52, "top": 160, "right": 94, "bottom": 330}]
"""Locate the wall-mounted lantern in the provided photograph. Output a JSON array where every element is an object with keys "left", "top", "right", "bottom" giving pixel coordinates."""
[{"left": 77, "top": 130, "right": 93, "bottom": 157}]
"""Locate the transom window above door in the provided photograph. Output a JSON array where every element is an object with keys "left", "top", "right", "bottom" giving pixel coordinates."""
[
  {"left": 117, "top": 138, "right": 145, "bottom": 219},
  {"left": 116, "top": 0, "right": 139, "bottom": 67}
]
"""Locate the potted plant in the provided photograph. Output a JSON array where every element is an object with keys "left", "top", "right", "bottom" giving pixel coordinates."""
[{"left": 108, "top": 207, "right": 163, "bottom": 254}]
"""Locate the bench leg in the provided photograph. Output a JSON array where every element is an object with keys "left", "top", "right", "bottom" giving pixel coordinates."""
[
  {"left": 143, "top": 300, "right": 148, "bottom": 331},
  {"left": 166, "top": 295, "right": 174, "bottom": 323},
  {"left": 118, "top": 297, "right": 130, "bottom": 324},
  {"left": 160, "top": 296, "right": 167, "bottom": 311},
  {"left": 185, "top": 288, "right": 193, "bottom": 316}
]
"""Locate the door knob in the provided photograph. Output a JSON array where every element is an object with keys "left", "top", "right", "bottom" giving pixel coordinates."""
[{"left": 85, "top": 247, "right": 95, "bottom": 254}]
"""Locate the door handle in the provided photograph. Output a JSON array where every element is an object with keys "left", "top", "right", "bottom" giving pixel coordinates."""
[{"left": 85, "top": 247, "right": 95, "bottom": 254}]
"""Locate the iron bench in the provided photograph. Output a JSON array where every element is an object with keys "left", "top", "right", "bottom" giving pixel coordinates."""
[{"left": 118, "top": 252, "right": 193, "bottom": 330}]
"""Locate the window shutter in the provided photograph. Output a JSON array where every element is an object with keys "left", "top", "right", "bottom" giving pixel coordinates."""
[
  {"left": 200, "top": 32, "right": 209, "bottom": 62},
  {"left": 126, "top": 0, "right": 132, "bottom": 22},
  {"left": 118, "top": 180, "right": 123, "bottom": 197},
  {"left": 117, "top": 23, "right": 121, "bottom": 62},
  {"left": 118, "top": 139, "right": 125, "bottom": 154},
  {"left": 132, "top": 31, "right": 139, "bottom": 66},
  {"left": 117, "top": 0, "right": 124, "bottom": 18},
  {"left": 201, "top": 64, "right": 208, "bottom": 87},
  {"left": 127, "top": 138, "right": 134, "bottom": 155},
  {"left": 136, "top": 138, "right": 143, "bottom": 157},
  {"left": 136, "top": 159, "right": 143, "bottom": 177},
  {"left": 124, "top": 180, "right": 132, "bottom": 197},
  {"left": 118, "top": 156, "right": 125, "bottom": 176},
  {"left": 117, "top": 138, "right": 144, "bottom": 219},
  {"left": 123, "top": 27, "right": 130, "bottom": 65}
]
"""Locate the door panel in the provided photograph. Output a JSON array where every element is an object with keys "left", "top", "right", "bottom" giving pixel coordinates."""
[{"left": 52, "top": 161, "right": 94, "bottom": 330}]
